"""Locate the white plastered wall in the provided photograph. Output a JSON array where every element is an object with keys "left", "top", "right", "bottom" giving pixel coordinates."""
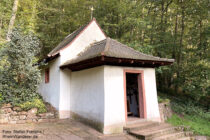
[
  {"left": 38, "top": 57, "right": 61, "bottom": 110},
  {"left": 103, "top": 65, "right": 160, "bottom": 132},
  {"left": 70, "top": 66, "right": 105, "bottom": 123}
]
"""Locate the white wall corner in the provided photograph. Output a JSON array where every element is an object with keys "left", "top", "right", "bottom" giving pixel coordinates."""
[{"left": 59, "top": 68, "right": 71, "bottom": 119}]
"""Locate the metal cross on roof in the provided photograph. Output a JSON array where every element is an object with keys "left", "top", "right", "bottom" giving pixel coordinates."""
[{"left": 90, "top": 6, "right": 94, "bottom": 20}]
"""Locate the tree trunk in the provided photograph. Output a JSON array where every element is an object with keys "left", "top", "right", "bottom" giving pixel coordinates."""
[
  {"left": 173, "top": 13, "right": 178, "bottom": 59},
  {"left": 160, "top": 1, "right": 164, "bottom": 32},
  {"left": 141, "top": 8, "right": 145, "bottom": 44},
  {"left": 150, "top": 15, "right": 155, "bottom": 44},
  {"left": 164, "top": 0, "right": 172, "bottom": 32},
  {"left": 199, "top": 19, "right": 202, "bottom": 59},
  {"left": 175, "top": 3, "right": 185, "bottom": 94},
  {"left": 7, "top": 0, "right": 19, "bottom": 41}
]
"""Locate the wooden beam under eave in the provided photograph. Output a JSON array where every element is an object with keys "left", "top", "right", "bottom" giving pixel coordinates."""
[
  {"left": 101, "top": 56, "right": 105, "bottom": 61},
  {"left": 60, "top": 56, "right": 174, "bottom": 71}
]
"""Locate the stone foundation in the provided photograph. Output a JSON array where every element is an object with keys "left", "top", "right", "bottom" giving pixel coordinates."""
[
  {"left": 0, "top": 103, "right": 58, "bottom": 124},
  {"left": 159, "top": 102, "right": 173, "bottom": 122}
]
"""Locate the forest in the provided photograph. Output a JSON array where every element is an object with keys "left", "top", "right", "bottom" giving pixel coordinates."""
[{"left": 0, "top": 0, "right": 209, "bottom": 104}]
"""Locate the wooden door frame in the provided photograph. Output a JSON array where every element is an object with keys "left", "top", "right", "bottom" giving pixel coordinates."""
[{"left": 123, "top": 69, "right": 147, "bottom": 121}]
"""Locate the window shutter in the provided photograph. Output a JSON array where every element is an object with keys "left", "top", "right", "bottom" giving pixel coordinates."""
[{"left": 45, "top": 68, "right": 50, "bottom": 83}]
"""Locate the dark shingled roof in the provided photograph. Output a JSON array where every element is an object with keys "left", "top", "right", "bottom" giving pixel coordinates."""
[
  {"left": 48, "top": 23, "right": 88, "bottom": 56},
  {"left": 61, "top": 38, "right": 174, "bottom": 66}
]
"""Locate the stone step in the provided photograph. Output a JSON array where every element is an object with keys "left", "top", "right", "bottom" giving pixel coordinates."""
[
  {"left": 177, "top": 137, "right": 194, "bottom": 140},
  {"left": 136, "top": 123, "right": 172, "bottom": 133},
  {"left": 128, "top": 125, "right": 178, "bottom": 140},
  {"left": 124, "top": 121, "right": 160, "bottom": 132},
  {"left": 124, "top": 120, "right": 195, "bottom": 140},
  {"left": 153, "top": 131, "right": 186, "bottom": 140},
  {"left": 126, "top": 118, "right": 148, "bottom": 125},
  {"left": 128, "top": 126, "right": 177, "bottom": 140}
]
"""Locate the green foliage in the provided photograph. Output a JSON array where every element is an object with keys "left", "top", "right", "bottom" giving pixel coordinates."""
[
  {"left": 170, "top": 99, "right": 210, "bottom": 121},
  {"left": 167, "top": 114, "right": 210, "bottom": 136},
  {"left": 157, "top": 96, "right": 170, "bottom": 103},
  {"left": 0, "top": 93, "right": 2, "bottom": 100},
  {"left": 167, "top": 114, "right": 184, "bottom": 126},
  {"left": 0, "top": 29, "right": 41, "bottom": 105},
  {"left": 182, "top": 60, "right": 210, "bottom": 100},
  {"left": 18, "top": 98, "right": 47, "bottom": 114},
  {"left": 159, "top": 92, "right": 210, "bottom": 120},
  {"left": 126, "top": 41, "right": 154, "bottom": 55},
  {"left": 160, "top": 93, "right": 210, "bottom": 136},
  {"left": 0, "top": 93, "right": 3, "bottom": 105},
  {"left": 0, "top": 0, "right": 13, "bottom": 42}
]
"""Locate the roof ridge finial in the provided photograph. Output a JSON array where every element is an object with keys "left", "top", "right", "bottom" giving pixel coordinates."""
[{"left": 90, "top": 6, "right": 94, "bottom": 20}]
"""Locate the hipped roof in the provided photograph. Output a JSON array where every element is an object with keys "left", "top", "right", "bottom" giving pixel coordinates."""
[{"left": 60, "top": 38, "right": 174, "bottom": 71}]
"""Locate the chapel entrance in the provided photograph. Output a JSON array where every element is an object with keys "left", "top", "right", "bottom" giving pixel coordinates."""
[{"left": 125, "top": 71, "right": 146, "bottom": 121}]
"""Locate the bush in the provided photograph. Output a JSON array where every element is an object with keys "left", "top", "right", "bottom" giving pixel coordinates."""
[
  {"left": 170, "top": 99, "right": 210, "bottom": 121},
  {"left": 0, "top": 93, "right": 2, "bottom": 106},
  {"left": 0, "top": 29, "right": 41, "bottom": 105},
  {"left": 18, "top": 98, "right": 47, "bottom": 114},
  {"left": 158, "top": 96, "right": 170, "bottom": 103},
  {"left": 0, "top": 93, "right": 2, "bottom": 101},
  {"left": 158, "top": 92, "right": 210, "bottom": 120}
]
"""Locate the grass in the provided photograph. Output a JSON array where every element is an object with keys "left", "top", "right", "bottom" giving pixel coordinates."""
[
  {"left": 167, "top": 114, "right": 210, "bottom": 136},
  {"left": 158, "top": 92, "right": 210, "bottom": 136}
]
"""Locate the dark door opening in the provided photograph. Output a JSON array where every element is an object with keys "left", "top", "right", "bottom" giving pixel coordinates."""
[{"left": 126, "top": 73, "right": 140, "bottom": 118}]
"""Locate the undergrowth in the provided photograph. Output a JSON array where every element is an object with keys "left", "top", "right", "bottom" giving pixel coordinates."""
[
  {"left": 167, "top": 114, "right": 210, "bottom": 136},
  {"left": 158, "top": 93, "right": 210, "bottom": 136},
  {"left": 17, "top": 98, "right": 47, "bottom": 114}
]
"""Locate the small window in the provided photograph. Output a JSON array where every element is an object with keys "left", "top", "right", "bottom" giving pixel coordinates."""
[{"left": 45, "top": 68, "right": 50, "bottom": 83}]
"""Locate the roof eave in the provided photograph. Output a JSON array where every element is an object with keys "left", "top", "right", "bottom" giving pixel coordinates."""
[
  {"left": 60, "top": 56, "right": 174, "bottom": 71},
  {"left": 38, "top": 53, "right": 60, "bottom": 65},
  {"left": 46, "top": 53, "right": 60, "bottom": 62}
]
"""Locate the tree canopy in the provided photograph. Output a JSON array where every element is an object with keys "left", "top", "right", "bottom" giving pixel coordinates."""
[{"left": 0, "top": 0, "right": 209, "bottom": 102}]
